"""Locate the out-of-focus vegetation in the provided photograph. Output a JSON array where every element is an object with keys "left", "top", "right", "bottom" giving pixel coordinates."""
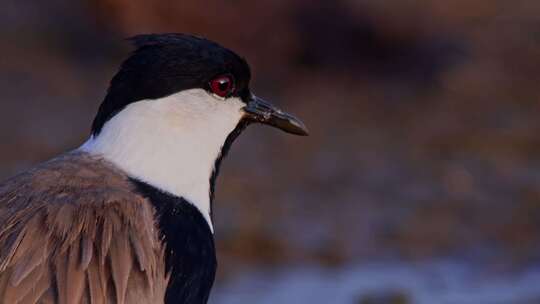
[{"left": 2, "top": 1, "right": 540, "bottom": 302}]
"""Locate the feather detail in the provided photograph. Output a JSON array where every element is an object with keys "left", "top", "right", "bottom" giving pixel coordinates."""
[
  {"left": 17, "top": 266, "right": 50, "bottom": 304},
  {"left": 54, "top": 252, "right": 68, "bottom": 304},
  {"left": 0, "top": 226, "right": 26, "bottom": 272},
  {"left": 10, "top": 235, "right": 48, "bottom": 286},
  {"left": 100, "top": 220, "right": 112, "bottom": 266},
  {"left": 65, "top": 243, "right": 86, "bottom": 304},
  {"left": 80, "top": 236, "right": 93, "bottom": 270},
  {"left": 9, "top": 228, "right": 36, "bottom": 267},
  {"left": 109, "top": 229, "right": 133, "bottom": 304},
  {"left": 0, "top": 152, "right": 169, "bottom": 304},
  {"left": 5, "top": 263, "right": 46, "bottom": 304},
  {"left": 86, "top": 258, "right": 105, "bottom": 304},
  {"left": 130, "top": 230, "right": 148, "bottom": 272},
  {"left": 9, "top": 249, "right": 45, "bottom": 287}
]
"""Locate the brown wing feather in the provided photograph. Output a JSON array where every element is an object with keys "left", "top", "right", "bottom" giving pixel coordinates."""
[{"left": 0, "top": 152, "right": 169, "bottom": 304}]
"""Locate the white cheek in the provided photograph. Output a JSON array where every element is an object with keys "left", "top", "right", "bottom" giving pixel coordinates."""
[{"left": 80, "top": 88, "right": 246, "bottom": 231}]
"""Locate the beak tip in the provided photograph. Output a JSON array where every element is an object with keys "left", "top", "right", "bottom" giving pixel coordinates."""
[
  {"left": 293, "top": 124, "right": 310, "bottom": 136},
  {"left": 283, "top": 117, "right": 309, "bottom": 136}
]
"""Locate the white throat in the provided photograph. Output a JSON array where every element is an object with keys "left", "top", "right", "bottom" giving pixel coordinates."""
[{"left": 80, "top": 89, "right": 246, "bottom": 231}]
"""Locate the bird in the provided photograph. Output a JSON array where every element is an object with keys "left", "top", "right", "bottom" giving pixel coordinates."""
[{"left": 0, "top": 33, "right": 308, "bottom": 304}]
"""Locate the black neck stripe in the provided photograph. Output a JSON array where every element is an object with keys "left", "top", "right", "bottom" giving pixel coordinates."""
[
  {"left": 130, "top": 179, "right": 217, "bottom": 304},
  {"left": 209, "top": 119, "right": 250, "bottom": 209}
]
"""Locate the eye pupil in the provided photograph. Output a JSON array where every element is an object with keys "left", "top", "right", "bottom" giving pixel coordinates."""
[
  {"left": 218, "top": 80, "right": 229, "bottom": 91},
  {"left": 210, "top": 75, "right": 235, "bottom": 97}
]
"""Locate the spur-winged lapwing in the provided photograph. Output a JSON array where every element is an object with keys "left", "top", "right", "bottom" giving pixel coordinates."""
[{"left": 0, "top": 33, "right": 308, "bottom": 304}]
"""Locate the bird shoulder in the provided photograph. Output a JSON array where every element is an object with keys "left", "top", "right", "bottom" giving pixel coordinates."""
[{"left": 0, "top": 152, "right": 169, "bottom": 304}]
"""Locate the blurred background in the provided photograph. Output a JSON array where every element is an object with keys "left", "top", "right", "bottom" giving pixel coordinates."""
[{"left": 2, "top": 1, "right": 540, "bottom": 303}]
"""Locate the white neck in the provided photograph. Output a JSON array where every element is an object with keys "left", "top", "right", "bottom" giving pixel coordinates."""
[{"left": 80, "top": 89, "right": 245, "bottom": 231}]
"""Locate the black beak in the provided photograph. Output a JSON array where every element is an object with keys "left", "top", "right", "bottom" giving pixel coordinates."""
[{"left": 243, "top": 94, "right": 309, "bottom": 136}]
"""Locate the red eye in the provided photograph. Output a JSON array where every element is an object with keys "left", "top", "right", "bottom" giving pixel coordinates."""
[{"left": 209, "top": 75, "right": 235, "bottom": 97}]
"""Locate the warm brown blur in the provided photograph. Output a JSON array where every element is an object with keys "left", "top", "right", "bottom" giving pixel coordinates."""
[{"left": 2, "top": 1, "right": 540, "bottom": 302}]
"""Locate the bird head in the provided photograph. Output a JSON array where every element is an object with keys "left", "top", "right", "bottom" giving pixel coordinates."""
[
  {"left": 82, "top": 33, "right": 307, "bottom": 228},
  {"left": 91, "top": 33, "right": 308, "bottom": 138}
]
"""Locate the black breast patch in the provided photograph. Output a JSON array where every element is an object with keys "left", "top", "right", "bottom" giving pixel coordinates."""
[{"left": 130, "top": 179, "right": 217, "bottom": 304}]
